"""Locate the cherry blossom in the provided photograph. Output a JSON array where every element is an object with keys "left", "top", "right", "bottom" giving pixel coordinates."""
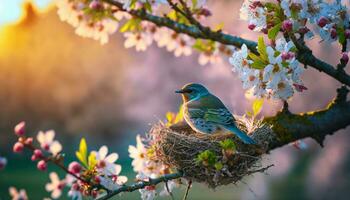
[
  {"left": 93, "top": 145, "right": 121, "bottom": 176},
  {"left": 9, "top": 187, "right": 28, "bottom": 200},
  {"left": 37, "top": 130, "right": 62, "bottom": 155},
  {"left": 46, "top": 172, "right": 66, "bottom": 199},
  {"left": 129, "top": 134, "right": 148, "bottom": 172}
]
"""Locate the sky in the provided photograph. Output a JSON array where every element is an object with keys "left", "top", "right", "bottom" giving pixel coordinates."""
[{"left": 0, "top": 0, "right": 52, "bottom": 26}]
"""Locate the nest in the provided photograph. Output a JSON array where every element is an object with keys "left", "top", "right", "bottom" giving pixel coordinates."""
[{"left": 149, "top": 120, "right": 272, "bottom": 188}]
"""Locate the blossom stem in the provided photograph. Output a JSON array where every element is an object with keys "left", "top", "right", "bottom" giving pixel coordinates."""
[{"left": 96, "top": 171, "right": 184, "bottom": 200}]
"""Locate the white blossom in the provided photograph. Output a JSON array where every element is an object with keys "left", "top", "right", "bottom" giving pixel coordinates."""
[
  {"left": 124, "top": 32, "right": 153, "bottom": 51},
  {"left": 45, "top": 172, "right": 65, "bottom": 199},
  {"left": 9, "top": 187, "right": 28, "bottom": 200},
  {"left": 240, "top": 0, "right": 267, "bottom": 31},
  {"left": 92, "top": 146, "right": 122, "bottom": 176},
  {"left": 37, "top": 130, "right": 62, "bottom": 155}
]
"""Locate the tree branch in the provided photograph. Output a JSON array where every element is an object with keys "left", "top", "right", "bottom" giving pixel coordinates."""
[
  {"left": 97, "top": 171, "right": 184, "bottom": 200},
  {"left": 102, "top": 0, "right": 350, "bottom": 86},
  {"left": 263, "top": 86, "right": 350, "bottom": 149}
]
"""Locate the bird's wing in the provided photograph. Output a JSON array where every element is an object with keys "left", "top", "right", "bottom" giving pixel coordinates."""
[
  {"left": 204, "top": 108, "right": 234, "bottom": 125},
  {"left": 187, "top": 94, "right": 235, "bottom": 125},
  {"left": 185, "top": 107, "right": 206, "bottom": 119}
]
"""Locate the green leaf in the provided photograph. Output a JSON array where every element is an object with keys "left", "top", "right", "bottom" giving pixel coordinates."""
[
  {"left": 214, "top": 162, "right": 223, "bottom": 171},
  {"left": 88, "top": 152, "right": 97, "bottom": 169},
  {"left": 196, "top": 150, "right": 217, "bottom": 166},
  {"left": 251, "top": 59, "right": 267, "bottom": 69},
  {"left": 167, "top": 10, "right": 177, "bottom": 21},
  {"left": 143, "top": 2, "right": 152, "bottom": 13},
  {"left": 264, "top": 2, "right": 278, "bottom": 12},
  {"left": 119, "top": 18, "right": 141, "bottom": 33},
  {"left": 252, "top": 98, "right": 264, "bottom": 117},
  {"left": 76, "top": 138, "right": 88, "bottom": 167},
  {"left": 268, "top": 22, "right": 282, "bottom": 40},
  {"left": 219, "top": 139, "right": 236, "bottom": 150},
  {"left": 257, "top": 36, "right": 268, "bottom": 61},
  {"left": 337, "top": 26, "right": 346, "bottom": 44}
]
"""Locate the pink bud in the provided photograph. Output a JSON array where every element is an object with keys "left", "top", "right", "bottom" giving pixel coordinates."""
[
  {"left": 198, "top": 8, "right": 212, "bottom": 17},
  {"left": 34, "top": 149, "right": 44, "bottom": 158},
  {"left": 24, "top": 137, "right": 33, "bottom": 145},
  {"left": 341, "top": 52, "right": 349, "bottom": 64},
  {"left": 72, "top": 183, "right": 80, "bottom": 191},
  {"left": 13, "top": 142, "right": 24, "bottom": 153},
  {"left": 92, "top": 190, "right": 98, "bottom": 198},
  {"left": 31, "top": 154, "right": 38, "bottom": 161},
  {"left": 37, "top": 160, "right": 47, "bottom": 171},
  {"left": 330, "top": 28, "right": 337, "bottom": 39},
  {"left": 281, "top": 52, "right": 294, "bottom": 61},
  {"left": 261, "top": 28, "right": 268, "bottom": 34},
  {"left": 345, "top": 29, "right": 350, "bottom": 39},
  {"left": 145, "top": 185, "right": 156, "bottom": 191},
  {"left": 14, "top": 121, "right": 25, "bottom": 136},
  {"left": 94, "top": 176, "right": 101, "bottom": 183},
  {"left": 293, "top": 84, "right": 308, "bottom": 92},
  {"left": 248, "top": 23, "right": 256, "bottom": 30},
  {"left": 317, "top": 17, "right": 328, "bottom": 28},
  {"left": 282, "top": 20, "right": 293, "bottom": 32},
  {"left": 68, "top": 162, "right": 82, "bottom": 174},
  {"left": 89, "top": 0, "right": 103, "bottom": 10},
  {"left": 298, "top": 26, "right": 310, "bottom": 34}
]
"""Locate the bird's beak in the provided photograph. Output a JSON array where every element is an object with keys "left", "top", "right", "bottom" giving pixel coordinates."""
[{"left": 175, "top": 89, "right": 184, "bottom": 94}]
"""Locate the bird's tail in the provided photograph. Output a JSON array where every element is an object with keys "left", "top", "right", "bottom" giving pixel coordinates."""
[{"left": 224, "top": 124, "right": 256, "bottom": 144}]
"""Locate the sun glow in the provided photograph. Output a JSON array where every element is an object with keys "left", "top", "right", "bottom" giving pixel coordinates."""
[{"left": 0, "top": 0, "right": 52, "bottom": 27}]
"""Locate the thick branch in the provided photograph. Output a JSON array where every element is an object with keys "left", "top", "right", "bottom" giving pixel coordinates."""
[
  {"left": 97, "top": 171, "right": 184, "bottom": 200},
  {"left": 103, "top": 0, "right": 350, "bottom": 86},
  {"left": 263, "top": 87, "right": 350, "bottom": 149}
]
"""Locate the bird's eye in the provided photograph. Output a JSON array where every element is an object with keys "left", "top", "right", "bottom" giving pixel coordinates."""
[{"left": 187, "top": 89, "right": 193, "bottom": 93}]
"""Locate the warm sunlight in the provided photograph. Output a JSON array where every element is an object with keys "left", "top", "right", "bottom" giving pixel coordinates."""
[{"left": 0, "top": 0, "right": 52, "bottom": 26}]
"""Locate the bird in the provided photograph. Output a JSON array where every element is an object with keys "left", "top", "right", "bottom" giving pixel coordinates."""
[{"left": 175, "top": 83, "right": 256, "bottom": 144}]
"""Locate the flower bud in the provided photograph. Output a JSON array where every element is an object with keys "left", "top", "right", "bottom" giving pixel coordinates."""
[
  {"left": 34, "top": 149, "right": 44, "bottom": 158},
  {"left": 198, "top": 8, "right": 212, "bottom": 17},
  {"left": 345, "top": 29, "right": 350, "bottom": 39},
  {"left": 13, "top": 142, "right": 24, "bottom": 153},
  {"left": 330, "top": 28, "right": 337, "bottom": 39},
  {"left": 94, "top": 176, "right": 101, "bottom": 184},
  {"left": 317, "top": 17, "right": 328, "bottom": 27},
  {"left": 248, "top": 23, "right": 256, "bottom": 30},
  {"left": 31, "top": 154, "right": 38, "bottom": 161},
  {"left": 24, "top": 137, "right": 33, "bottom": 145},
  {"left": 341, "top": 52, "right": 349, "bottom": 64},
  {"left": 72, "top": 183, "right": 80, "bottom": 191},
  {"left": 14, "top": 121, "right": 25, "bottom": 136},
  {"left": 282, "top": 20, "right": 293, "bottom": 32},
  {"left": 37, "top": 160, "right": 47, "bottom": 171},
  {"left": 298, "top": 26, "right": 310, "bottom": 34},
  {"left": 91, "top": 190, "right": 98, "bottom": 198},
  {"left": 68, "top": 161, "right": 82, "bottom": 174},
  {"left": 89, "top": 0, "right": 103, "bottom": 10}
]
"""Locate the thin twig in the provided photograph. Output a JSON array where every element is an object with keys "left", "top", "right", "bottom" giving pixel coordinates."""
[
  {"left": 165, "top": 181, "right": 176, "bottom": 200},
  {"left": 182, "top": 180, "right": 192, "bottom": 200},
  {"left": 97, "top": 172, "right": 184, "bottom": 200}
]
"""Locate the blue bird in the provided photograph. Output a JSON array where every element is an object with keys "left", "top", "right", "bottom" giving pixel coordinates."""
[{"left": 175, "top": 83, "right": 255, "bottom": 144}]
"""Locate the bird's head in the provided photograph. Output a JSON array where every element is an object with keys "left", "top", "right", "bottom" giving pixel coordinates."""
[{"left": 175, "top": 83, "right": 209, "bottom": 102}]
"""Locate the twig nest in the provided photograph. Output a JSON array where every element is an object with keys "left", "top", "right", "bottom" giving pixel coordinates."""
[{"left": 149, "top": 120, "right": 272, "bottom": 188}]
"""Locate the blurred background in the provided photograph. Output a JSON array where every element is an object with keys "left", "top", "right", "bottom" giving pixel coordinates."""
[{"left": 0, "top": 0, "right": 350, "bottom": 199}]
